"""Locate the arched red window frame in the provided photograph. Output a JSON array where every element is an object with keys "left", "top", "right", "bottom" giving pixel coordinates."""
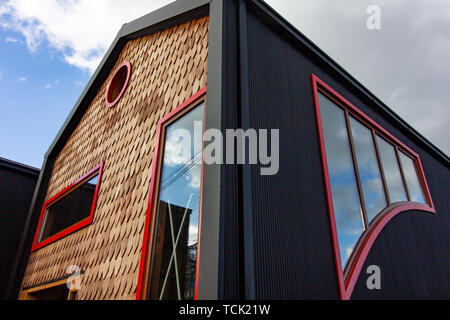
[
  {"left": 311, "top": 74, "right": 436, "bottom": 300},
  {"left": 31, "top": 161, "right": 105, "bottom": 252}
]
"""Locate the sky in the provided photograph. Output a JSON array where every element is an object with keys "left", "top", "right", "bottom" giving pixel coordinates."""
[{"left": 0, "top": 0, "right": 448, "bottom": 169}]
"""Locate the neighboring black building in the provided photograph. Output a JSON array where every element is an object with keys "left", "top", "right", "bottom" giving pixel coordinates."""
[
  {"left": 10, "top": 0, "right": 449, "bottom": 300},
  {"left": 0, "top": 158, "right": 39, "bottom": 298}
]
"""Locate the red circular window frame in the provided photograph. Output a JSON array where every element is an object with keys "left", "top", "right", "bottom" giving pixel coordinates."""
[{"left": 105, "top": 61, "right": 132, "bottom": 108}]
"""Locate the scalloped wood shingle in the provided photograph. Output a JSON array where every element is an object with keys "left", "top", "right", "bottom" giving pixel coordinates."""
[{"left": 20, "top": 16, "right": 209, "bottom": 300}]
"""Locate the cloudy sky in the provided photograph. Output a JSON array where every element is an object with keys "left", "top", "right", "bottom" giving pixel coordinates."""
[{"left": 0, "top": 0, "right": 448, "bottom": 168}]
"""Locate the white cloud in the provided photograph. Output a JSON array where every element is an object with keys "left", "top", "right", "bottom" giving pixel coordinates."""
[
  {"left": 346, "top": 248, "right": 353, "bottom": 259},
  {"left": 18, "top": 76, "right": 26, "bottom": 81},
  {"left": 188, "top": 224, "right": 198, "bottom": 246},
  {"left": 5, "top": 36, "right": 18, "bottom": 43},
  {"left": 266, "top": 0, "right": 450, "bottom": 155},
  {"left": 0, "top": 0, "right": 174, "bottom": 73},
  {"left": 43, "top": 79, "right": 59, "bottom": 89}
]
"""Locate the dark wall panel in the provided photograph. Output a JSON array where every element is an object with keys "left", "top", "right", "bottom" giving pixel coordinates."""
[
  {"left": 245, "top": 6, "right": 449, "bottom": 299},
  {"left": 0, "top": 164, "right": 39, "bottom": 295},
  {"left": 246, "top": 9, "right": 339, "bottom": 299},
  {"left": 218, "top": 0, "right": 242, "bottom": 300}
]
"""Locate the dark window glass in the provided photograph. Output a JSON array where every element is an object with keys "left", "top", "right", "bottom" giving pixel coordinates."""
[
  {"left": 349, "top": 117, "right": 387, "bottom": 223},
  {"left": 319, "top": 93, "right": 365, "bottom": 269},
  {"left": 38, "top": 174, "right": 99, "bottom": 243},
  {"left": 375, "top": 136, "right": 408, "bottom": 203},
  {"left": 149, "top": 102, "right": 204, "bottom": 300},
  {"left": 28, "top": 284, "right": 70, "bottom": 300},
  {"left": 399, "top": 152, "right": 426, "bottom": 203}
]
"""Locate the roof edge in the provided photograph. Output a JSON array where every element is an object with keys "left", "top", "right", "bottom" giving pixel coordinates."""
[{"left": 0, "top": 157, "right": 40, "bottom": 176}]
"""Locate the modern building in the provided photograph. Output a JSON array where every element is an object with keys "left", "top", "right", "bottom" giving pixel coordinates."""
[
  {"left": 8, "top": 0, "right": 449, "bottom": 300},
  {"left": 0, "top": 158, "right": 39, "bottom": 299}
]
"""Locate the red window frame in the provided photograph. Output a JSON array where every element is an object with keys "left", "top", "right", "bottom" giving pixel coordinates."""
[
  {"left": 136, "top": 86, "right": 207, "bottom": 300},
  {"left": 311, "top": 74, "right": 436, "bottom": 300},
  {"left": 31, "top": 161, "right": 105, "bottom": 252},
  {"left": 105, "top": 61, "right": 132, "bottom": 108}
]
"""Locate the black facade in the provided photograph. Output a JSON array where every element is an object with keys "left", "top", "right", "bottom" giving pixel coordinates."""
[
  {"left": 0, "top": 158, "right": 39, "bottom": 298},
  {"left": 215, "top": 0, "right": 449, "bottom": 300}
]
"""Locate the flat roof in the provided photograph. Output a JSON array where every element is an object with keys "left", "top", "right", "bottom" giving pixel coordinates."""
[{"left": 0, "top": 157, "right": 40, "bottom": 176}]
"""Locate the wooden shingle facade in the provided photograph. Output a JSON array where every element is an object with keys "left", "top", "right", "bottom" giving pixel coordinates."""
[{"left": 19, "top": 16, "right": 208, "bottom": 300}]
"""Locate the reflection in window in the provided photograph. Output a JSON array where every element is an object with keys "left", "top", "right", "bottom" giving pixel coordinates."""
[
  {"left": 375, "top": 136, "right": 408, "bottom": 203},
  {"left": 319, "top": 93, "right": 365, "bottom": 270},
  {"left": 399, "top": 152, "right": 426, "bottom": 203},
  {"left": 38, "top": 175, "right": 99, "bottom": 243},
  {"left": 349, "top": 117, "right": 387, "bottom": 223},
  {"left": 149, "top": 102, "right": 204, "bottom": 300}
]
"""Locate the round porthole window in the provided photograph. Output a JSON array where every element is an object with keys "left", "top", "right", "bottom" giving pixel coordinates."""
[{"left": 105, "top": 61, "right": 131, "bottom": 108}]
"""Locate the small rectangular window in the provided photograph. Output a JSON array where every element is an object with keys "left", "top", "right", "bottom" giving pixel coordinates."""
[
  {"left": 32, "top": 162, "right": 104, "bottom": 251},
  {"left": 318, "top": 93, "right": 365, "bottom": 269},
  {"left": 398, "top": 151, "right": 426, "bottom": 203},
  {"left": 375, "top": 136, "right": 408, "bottom": 204},
  {"left": 349, "top": 117, "right": 387, "bottom": 223}
]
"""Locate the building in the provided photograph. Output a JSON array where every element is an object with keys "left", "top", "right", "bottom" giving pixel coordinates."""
[
  {"left": 0, "top": 158, "right": 39, "bottom": 299},
  {"left": 9, "top": 0, "right": 449, "bottom": 300}
]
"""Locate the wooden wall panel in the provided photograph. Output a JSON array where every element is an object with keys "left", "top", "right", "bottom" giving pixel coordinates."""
[{"left": 20, "top": 16, "right": 209, "bottom": 300}]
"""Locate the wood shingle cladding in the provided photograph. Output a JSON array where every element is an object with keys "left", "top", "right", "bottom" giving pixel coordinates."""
[{"left": 20, "top": 16, "right": 209, "bottom": 300}]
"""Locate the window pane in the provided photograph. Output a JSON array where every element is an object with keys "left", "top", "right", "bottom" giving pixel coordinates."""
[
  {"left": 399, "top": 152, "right": 426, "bottom": 203},
  {"left": 39, "top": 174, "right": 99, "bottom": 242},
  {"left": 150, "top": 102, "right": 204, "bottom": 300},
  {"left": 319, "top": 93, "right": 364, "bottom": 270},
  {"left": 375, "top": 136, "right": 407, "bottom": 203},
  {"left": 349, "top": 117, "right": 387, "bottom": 223}
]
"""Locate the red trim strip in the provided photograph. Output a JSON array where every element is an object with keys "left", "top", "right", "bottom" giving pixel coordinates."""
[
  {"left": 135, "top": 86, "right": 207, "bottom": 300},
  {"left": 31, "top": 161, "right": 105, "bottom": 252},
  {"left": 311, "top": 74, "right": 435, "bottom": 300}
]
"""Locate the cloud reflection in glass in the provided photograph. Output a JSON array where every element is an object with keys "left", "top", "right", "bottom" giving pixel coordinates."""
[{"left": 318, "top": 93, "right": 365, "bottom": 269}]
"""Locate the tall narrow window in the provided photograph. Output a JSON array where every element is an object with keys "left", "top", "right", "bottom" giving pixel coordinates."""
[
  {"left": 349, "top": 117, "right": 387, "bottom": 223},
  {"left": 399, "top": 151, "right": 426, "bottom": 203},
  {"left": 375, "top": 136, "right": 408, "bottom": 203},
  {"left": 319, "top": 93, "right": 365, "bottom": 269},
  {"left": 149, "top": 102, "right": 204, "bottom": 300}
]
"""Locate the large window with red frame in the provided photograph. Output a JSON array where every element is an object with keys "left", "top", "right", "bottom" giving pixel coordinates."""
[
  {"left": 317, "top": 91, "right": 429, "bottom": 271},
  {"left": 33, "top": 162, "right": 103, "bottom": 251},
  {"left": 147, "top": 100, "right": 204, "bottom": 300}
]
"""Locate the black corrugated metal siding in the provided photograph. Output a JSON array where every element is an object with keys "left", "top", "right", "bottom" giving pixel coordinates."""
[
  {"left": 0, "top": 160, "right": 39, "bottom": 297},
  {"left": 242, "top": 4, "right": 449, "bottom": 299}
]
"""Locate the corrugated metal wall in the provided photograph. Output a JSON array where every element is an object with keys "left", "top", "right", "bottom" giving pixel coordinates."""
[
  {"left": 0, "top": 162, "right": 39, "bottom": 298},
  {"left": 240, "top": 4, "right": 449, "bottom": 299}
]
